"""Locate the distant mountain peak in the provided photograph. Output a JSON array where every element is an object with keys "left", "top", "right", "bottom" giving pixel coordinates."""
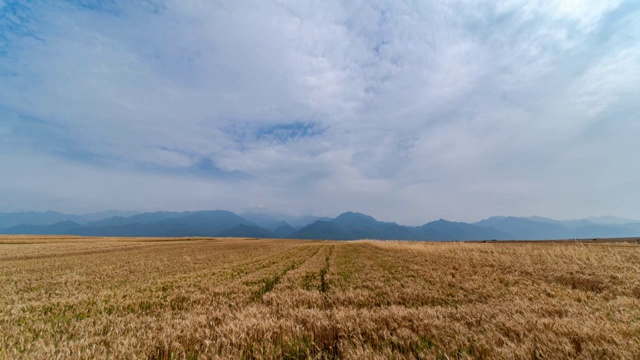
[{"left": 335, "top": 211, "right": 377, "bottom": 222}]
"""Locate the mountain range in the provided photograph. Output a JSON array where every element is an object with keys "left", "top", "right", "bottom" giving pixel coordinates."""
[
  {"left": 0, "top": 210, "right": 137, "bottom": 229},
  {"left": 1, "top": 210, "right": 639, "bottom": 240}
]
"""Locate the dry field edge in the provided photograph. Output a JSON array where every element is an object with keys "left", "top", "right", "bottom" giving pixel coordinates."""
[{"left": 1, "top": 236, "right": 639, "bottom": 359}]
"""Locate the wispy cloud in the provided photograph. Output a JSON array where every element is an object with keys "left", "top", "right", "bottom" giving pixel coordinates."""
[{"left": 0, "top": 0, "right": 638, "bottom": 223}]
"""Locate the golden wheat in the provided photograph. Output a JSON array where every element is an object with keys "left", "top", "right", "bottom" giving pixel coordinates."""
[{"left": 0, "top": 236, "right": 639, "bottom": 359}]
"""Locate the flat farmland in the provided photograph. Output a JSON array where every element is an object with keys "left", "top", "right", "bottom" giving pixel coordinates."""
[{"left": 1, "top": 237, "right": 639, "bottom": 359}]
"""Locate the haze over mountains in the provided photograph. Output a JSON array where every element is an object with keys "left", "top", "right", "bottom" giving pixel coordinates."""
[{"left": 1, "top": 211, "right": 639, "bottom": 241}]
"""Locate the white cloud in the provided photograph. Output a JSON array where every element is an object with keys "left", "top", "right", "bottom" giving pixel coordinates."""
[
  {"left": 0, "top": 0, "right": 639, "bottom": 222},
  {"left": 569, "top": 48, "right": 640, "bottom": 118}
]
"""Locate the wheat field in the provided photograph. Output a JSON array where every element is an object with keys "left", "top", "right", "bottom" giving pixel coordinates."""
[{"left": 1, "top": 236, "right": 639, "bottom": 359}]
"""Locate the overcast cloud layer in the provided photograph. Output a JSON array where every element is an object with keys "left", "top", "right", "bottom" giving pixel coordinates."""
[{"left": 1, "top": 0, "right": 639, "bottom": 224}]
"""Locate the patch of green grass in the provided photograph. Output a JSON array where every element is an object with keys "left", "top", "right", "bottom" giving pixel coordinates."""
[
  {"left": 319, "top": 246, "right": 333, "bottom": 293},
  {"left": 301, "top": 272, "right": 317, "bottom": 291},
  {"left": 251, "top": 262, "right": 300, "bottom": 302}
]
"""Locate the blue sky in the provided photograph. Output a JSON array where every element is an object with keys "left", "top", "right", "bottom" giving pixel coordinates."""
[{"left": 0, "top": 0, "right": 639, "bottom": 224}]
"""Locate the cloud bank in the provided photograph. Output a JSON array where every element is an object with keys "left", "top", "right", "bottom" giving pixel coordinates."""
[{"left": 1, "top": 0, "right": 639, "bottom": 224}]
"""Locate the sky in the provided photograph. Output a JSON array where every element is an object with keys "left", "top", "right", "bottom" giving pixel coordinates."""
[{"left": 0, "top": 0, "right": 639, "bottom": 224}]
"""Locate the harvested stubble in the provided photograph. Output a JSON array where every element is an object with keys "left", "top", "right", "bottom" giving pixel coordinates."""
[{"left": 0, "top": 236, "right": 639, "bottom": 359}]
